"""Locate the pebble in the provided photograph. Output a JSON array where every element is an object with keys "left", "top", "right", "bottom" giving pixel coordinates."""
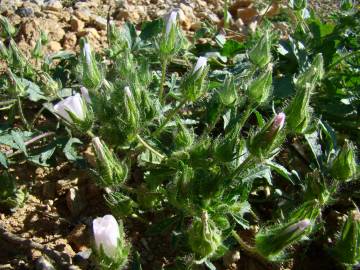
[
  {"left": 47, "top": 40, "right": 62, "bottom": 51},
  {"left": 16, "top": 7, "right": 34, "bottom": 17},
  {"left": 62, "top": 32, "right": 77, "bottom": 50},
  {"left": 66, "top": 187, "right": 87, "bottom": 216},
  {"left": 43, "top": 0, "right": 62, "bottom": 12},
  {"left": 35, "top": 256, "right": 55, "bottom": 270},
  {"left": 91, "top": 15, "right": 107, "bottom": 30},
  {"left": 70, "top": 17, "right": 85, "bottom": 32}
]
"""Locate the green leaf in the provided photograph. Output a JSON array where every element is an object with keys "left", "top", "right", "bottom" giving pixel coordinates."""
[
  {"left": 21, "top": 78, "right": 46, "bottom": 101},
  {"left": 140, "top": 19, "right": 163, "bottom": 41},
  {"left": 0, "top": 152, "right": 7, "bottom": 168},
  {"left": 267, "top": 161, "right": 295, "bottom": 184},
  {"left": 241, "top": 164, "right": 272, "bottom": 185},
  {"left": 11, "top": 130, "right": 28, "bottom": 157},
  {"left": 63, "top": 138, "right": 83, "bottom": 161},
  {"left": 131, "top": 252, "right": 142, "bottom": 270},
  {"left": 220, "top": 39, "right": 245, "bottom": 57},
  {"left": 305, "top": 131, "right": 323, "bottom": 168}
]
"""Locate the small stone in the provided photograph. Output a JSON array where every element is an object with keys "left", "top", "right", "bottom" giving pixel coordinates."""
[
  {"left": 47, "top": 41, "right": 62, "bottom": 51},
  {"left": 16, "top": 7, "right": 34, "bottom": 17},
  {"left": 177, "top": 9, "right": 192, "bottom": 31},
  {"left": 237, "top": 7, "right": 258, "bottom": 24},
  {"left": 114, "top": 8, "right": 140, "bottom": 22},
  {"left": 223, "top": 250, "right": 241, "bottom": 267},
  {"left": 43, "top": 0, "right": 62, "bottom": 12},
  {"left": 66, "top": 187, "right": 87, "bottom": 216},
  {"left": 77, "top": 27, "right": 100, "bottom": 40},
  {"left": 73, "top": 250, "right": 92, "bottom": 268},
  {"left": 91, "top": 15, "right": 107, "bottom": 30},
  {"left": 70, "top": 17, "right": 85, "bottom": 32},
  {"left": 56, "top": 178, "right": 78, "bottom": 195},
  {"left": 83, "top": 145, "right": 96, "bottom": 167},
  {"left": 36, "top": 256, "right": 55, "bottom": 270},
  {"left": 74, "top": 8, "right": 91, "bottom": 22},
  {"left": 67, "top": 224, "right": 91, "bottom": 252},
  {"left": 42, "top": 181, "right": 56, "bottom": 199},
  {"left": 62, "top": 32, "right": 77, "bottom": 50}
]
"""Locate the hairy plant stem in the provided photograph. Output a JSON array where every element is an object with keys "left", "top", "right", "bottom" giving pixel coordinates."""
[
  {"left": 136, "top": 134, "right": 165, "bottom": 159},
  {"left": 153, "top": 99, "right": 186, "bottom": 137},
  {"left": 231, "top": 230, "right": 271, "bottom": 268},
  {"left": 86, "top": 130, "right": 95, "bottom": 138},
  {"left": 17, "top": 96, "right": 30, "bottom": 131},
  {"left": 159, "top": 58, "right": 168, "bottom": 104},
  {"left": 4, "top": 131, "right": 56, "bottom": 158}
]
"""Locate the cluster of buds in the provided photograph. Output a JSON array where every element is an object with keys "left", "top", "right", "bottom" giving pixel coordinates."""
[
  {"left": 332, "top": 210, "right": 360, "bottom": 266},
  {"left": 158, "top": 10, "right": 183, "bottom": 60},
  {"left": 249, "top": 112, "right": 286, "bottom": 159},
  {"left": 181, "top": 56, "right": 209, "bottom": 102},
  {"left": 92, "top": 137, "right": 128, "bottom": 187},
  {"left": 92, "top": 215, "right": 130, "bottom": 269},
  {"left": 256, "top": 219, "right": 311, "bottom": 259},
  {"left": 248, "top": 31, "right": 271, "bottom": 68},
  {"left": 188, "top": 211, "right": 222, "bottom": 259},
  {"left": 286, "top": 54, "right": 324, "bottom": 134},
  {"left": 247, "top": 68, "right": 272, "bottom": 105},
  {"left": 79, "top": 38, "right": 102, "bottom": 90},
  {"left": 53, "top": 93, "right": 93, "bottom": 132},
  {"left": 330, "top": 140, "right": 357, "bottom": 181}
]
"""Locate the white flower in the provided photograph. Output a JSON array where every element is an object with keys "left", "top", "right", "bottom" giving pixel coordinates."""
[
  {"left": 54, "top": 93, "right": 85, "bottom": 123},
  {"left": 83, "top": 42, "right": 92, "bottom": 66},
  {"left": 93, "top": 215, "right": 120, "bottom": 258},
  {"left": 192, "top": 56, "right": 207, "bottom": 74},
  {"left": 80, "top": 86, "right": 91, "bottom": 104},
  {"left": 165, "top": 10, "right": 178, "bottom": 37},
  {"left": 92, "top": 137, "right": 105, "bottom": 162}
]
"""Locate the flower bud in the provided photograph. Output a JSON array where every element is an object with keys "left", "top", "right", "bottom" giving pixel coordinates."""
[
  {"left": 290, "top": 0, "right": 307, "bottom": 10},
  {"left": 218, "top": 75, "right": 238, "bottom": 106},
  {"left": 165, "top": 10, "right": 178, "bottom": 38},
  {"left": 32, "top": 38, "right": 43, "bottom": 59},
  {"left": 188, "top": 212, "right": 222, "bottom": 259},
  {"left": 40, "top": 72, "right": 60, "bottom": 97},
  {"left": 80, "top": 86, "right": 91, "bottom": 104},
  {"left": 92, "top": 137, "right": 128, "bottom": 187},
  {"left": 93, "top": 215, "right": 120, "bottom": 258},
  {"left": 53, "top": 93, "right": 93, "bottom": 131},
  {"left": 247, "top": 69, "right": 272, "bottom": 105},
  {"left": 248, "top": 31, "right": 271, "bottom": 68},
  {"left": 0, "top": 15, "right": 16, "bottom": 38},
  {"left": 249, "top": 112, "right": 286, "bottom": 158},
  {"left": 332, "top": 210, "right": 360, "bottom": 265},
  {"left": 0, "top": 40, "right": 9, "bottom": 60},
  {"left": 331, "top": 141, "right": 357, "bottom": 181},
  {"left": 192, "top": 56, "right": 207, "bottom": 76},
  {"left": 9, "top": 40, "right": 28, "bottom": 73},
  {"left": 159, "top": 9, "right": 183, "bottom": 59},
  {"left": 124, "top": 86, "right": 140, "bottom": 131},
  {"left": 181, "top": 57, "right": 209, "bottom": 101},
  {"left": 79, "top": 38, "right": 102, "bottom": 90},
  {"left": 256, "top": 219, "right": 311, "bottom": 258},
  {"left": 174, "top": 121, "right": 194, "bottom": 149},
  {"left": 7, "top": 69, "right": 26, "bottom": 96}
]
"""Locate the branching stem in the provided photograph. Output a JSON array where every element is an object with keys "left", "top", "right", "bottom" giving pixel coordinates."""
[
  {"left": 159, "top": 58, "right": 168, "bottom": 104},
  {"left": 17, "top": 96, "right": 30, "bottom": 130}
]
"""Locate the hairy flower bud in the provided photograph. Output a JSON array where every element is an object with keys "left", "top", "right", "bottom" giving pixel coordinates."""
[
  {"left": 53, "top": 93, "right": 93, "bottom": 131},
  {"left": 249, "top": 112, "right": 286, "bottom": 158},
  {"left": 165, "top": 10, "right": 178, "bottom": 37},
  {"left": 81, "top": 86, "right": 91, "bottom": 104},
  {"left": 79, "top": 38, "right": 102, "bottom": 90},
  {"left": 181, "top": 57, "right": 209, "bottom": 101},
  {"left": 256, "top": 219, "right": 311, "bottom": 259},
  {"left": 40, "top": 73, "right": 60, "bottom": 97},
  {"left": 218, "top": 75, "right": 238, "bottom": 106},
  {"left": 331, "top": 141, "right": 357, "bottom": 181},
  {"left": 248, "top": 31, "right": 271, "bottom": 68},
  {"left": 0, "top": 40, "right": 8, "bottom": 60},
  {"left": 91, "top": 137, "right": 128, "bottom": 187},
  {"left": 332, "top": 211, "right": 360, "bottom": 265},
  {"left": 248, "top": 69, "right": 272, "bottom": 105},
  {"left": 7, "top": 69, "right": 26, "bottom": 96},
  {"left": 188, "top": 212, "right": 222, "bottom": 259}
]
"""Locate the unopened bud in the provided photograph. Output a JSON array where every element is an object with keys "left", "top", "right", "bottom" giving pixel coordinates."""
[
  {"left": 290, "top": 0, "right": 307, "bottom": 10},
  {"left": 192, "top": 56, "right": 207, "bottom": 75},
  {"left": 331, "top": 141, "right": 357, "bottom": 181},
  {"left": 256, "top": 219, "right": 311, "bottom": 258},
  {"left": 248, "top": 69, "right": 272, "bottom": 104},
  {"left": 0, "top": 15, "right": 16, "bottom": 38},
  {"left": 218, "top": 74, "right": 238, "bottom": 106},
  {"left": 249, "top": 31, "right": 271, "bottom": 68},
  {"left": 80, "top": 86, "right": 91, "bottom": 104},
  {"left": 165, "top": 10, "right": 178, "bottom": 37}
]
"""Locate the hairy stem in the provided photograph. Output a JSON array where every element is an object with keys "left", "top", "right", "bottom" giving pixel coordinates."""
[
  {"left": 17, "top": 96, "right": 30, "bottom": 131},
  {"left": 159, "top": 58, "right": 168, "bottom": 104},
  {"left": 136, "top": 134, "right": 165, "bottom": 159}
]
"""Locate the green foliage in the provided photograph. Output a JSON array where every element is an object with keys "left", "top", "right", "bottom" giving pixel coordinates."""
[{"left": 0, "top": 6, "right": 359, "bottom": 269}]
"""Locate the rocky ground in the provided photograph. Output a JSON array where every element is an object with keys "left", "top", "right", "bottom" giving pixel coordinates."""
[{"left": 0, "top": 0, "right": 341, "bottom": 269}]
